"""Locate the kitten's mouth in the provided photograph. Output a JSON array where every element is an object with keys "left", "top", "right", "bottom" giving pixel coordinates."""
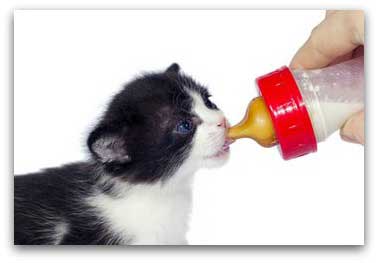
[{"left": 206, "top": 138, "right": 234, "bottom": 159}]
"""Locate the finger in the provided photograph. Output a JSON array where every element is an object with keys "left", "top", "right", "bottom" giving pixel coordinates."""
[
  {"left": 352, "top": 45, "right": 364, "bottom": 58},
  {"left": 329, "top": 46, "right": 364, "bottom": 66},
  {"left": 325, "top": 10, "right": 338, "bottom": 18},
  {"left": 290, "top": 11, "right": 364, "bottom": 69},
  {"left": 328, "top": 52, "right": 354, "bottom": 66},
  {"left": 340, "top": 110, "right": 364, "bottom": 145}
]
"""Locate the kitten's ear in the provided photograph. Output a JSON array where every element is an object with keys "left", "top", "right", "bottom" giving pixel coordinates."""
[
  {"left": 165, "top": 63, "right": 180, "bottom": 73},
  {"left": 87, "top": 126, "right": 131, "bottom": 164}
]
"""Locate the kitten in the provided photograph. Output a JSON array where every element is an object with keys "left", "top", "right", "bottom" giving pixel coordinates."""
[{"left": 14, "top": 64, "right": 231, "bottom": 245}]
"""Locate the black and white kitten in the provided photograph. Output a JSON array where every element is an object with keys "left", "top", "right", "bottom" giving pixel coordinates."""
[{"left": 14, "top": 64, "right": 231, "bottom": 245}]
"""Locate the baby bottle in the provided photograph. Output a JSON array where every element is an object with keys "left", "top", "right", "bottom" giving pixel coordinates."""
[{"left": 227, "top": 56, "right": 364, "bottom": 160}]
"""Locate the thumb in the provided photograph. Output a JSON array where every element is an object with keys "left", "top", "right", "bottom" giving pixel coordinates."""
[{"left": 340, "top": 110, "right": 364, "bottom": 145}]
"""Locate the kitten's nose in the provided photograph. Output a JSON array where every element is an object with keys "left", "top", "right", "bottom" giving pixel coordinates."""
[{"left": 217, "top": 118, "right": 227, "bottom": 128}]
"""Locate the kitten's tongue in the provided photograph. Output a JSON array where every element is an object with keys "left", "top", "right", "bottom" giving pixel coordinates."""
[{"left": 222, "top": 138, "right": 234, "bottom": 150}]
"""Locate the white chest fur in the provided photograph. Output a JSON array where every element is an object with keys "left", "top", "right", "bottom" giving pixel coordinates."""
[{"left": 88, "top": 172, "right": 194, "bottom": 245}]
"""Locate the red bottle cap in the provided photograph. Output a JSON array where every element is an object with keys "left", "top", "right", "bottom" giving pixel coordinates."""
[{"left": 256, "top": 66, "right": 317, "bottom": 160}]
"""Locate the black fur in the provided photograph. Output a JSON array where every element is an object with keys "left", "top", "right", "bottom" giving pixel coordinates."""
[{"left": 14, "top": 64, "right": 217, "bottom": 245}]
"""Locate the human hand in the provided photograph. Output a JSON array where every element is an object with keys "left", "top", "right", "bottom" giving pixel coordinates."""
[{"left": 290, "top": 10, "right": 364, "bottom": 145}]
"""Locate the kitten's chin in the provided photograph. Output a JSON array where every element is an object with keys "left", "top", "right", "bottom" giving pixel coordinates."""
[
  {"left": 201, "top": 148, "right": 230, "bottom": 169},
  {"left": 199, "top": 137, "right": 233, "bottom": 169}
]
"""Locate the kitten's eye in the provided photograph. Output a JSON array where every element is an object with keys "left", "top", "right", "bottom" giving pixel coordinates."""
[
  {"left": 204, "top": 96, "right": 218, "bottom": 110},
  {"left": 176, "top": 119, "right": 194, "bottom": 134}
]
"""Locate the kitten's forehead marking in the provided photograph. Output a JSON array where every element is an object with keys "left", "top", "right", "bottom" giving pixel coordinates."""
[{"left": 187, "top": 90, "right": 223, "bottom": 124}]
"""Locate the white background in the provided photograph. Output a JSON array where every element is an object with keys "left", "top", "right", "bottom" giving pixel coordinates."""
[
  {"left": 14, "top": 10, "right": 364, "bottom": 245},
  {"left": 1, "top": 0, "right": 377, "bottom": 262}
]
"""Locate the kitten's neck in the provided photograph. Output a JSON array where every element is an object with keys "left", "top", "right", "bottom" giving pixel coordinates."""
[{"left": 93, "top": 157, "right": 199, "bottom": 198}]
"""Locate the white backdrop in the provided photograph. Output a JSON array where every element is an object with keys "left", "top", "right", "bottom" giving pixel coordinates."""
[{"left": 14, "top": 10, "right": 364, "bottom": 245}]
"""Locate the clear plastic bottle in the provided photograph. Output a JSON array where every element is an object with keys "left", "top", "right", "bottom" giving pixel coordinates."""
[
  {"left": 292, "top": 56, "right": 364, "bottom": 143},
  {"left": 228, "top": 56, "right": 364, "bottom": 160}
]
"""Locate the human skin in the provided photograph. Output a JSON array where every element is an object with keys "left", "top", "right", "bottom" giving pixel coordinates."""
[{"left": 290, "top": 10, "right": 364, "bottom": 145}]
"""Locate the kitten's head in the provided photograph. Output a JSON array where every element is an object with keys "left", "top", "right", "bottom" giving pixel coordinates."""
[{"left": 87, "top": 64, "right": 231, "bottom": 184}]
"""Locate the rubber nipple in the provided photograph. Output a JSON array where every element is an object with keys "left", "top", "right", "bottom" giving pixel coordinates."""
[{"left": 227, "top": 96, "right": 277, "bottom": 147}]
